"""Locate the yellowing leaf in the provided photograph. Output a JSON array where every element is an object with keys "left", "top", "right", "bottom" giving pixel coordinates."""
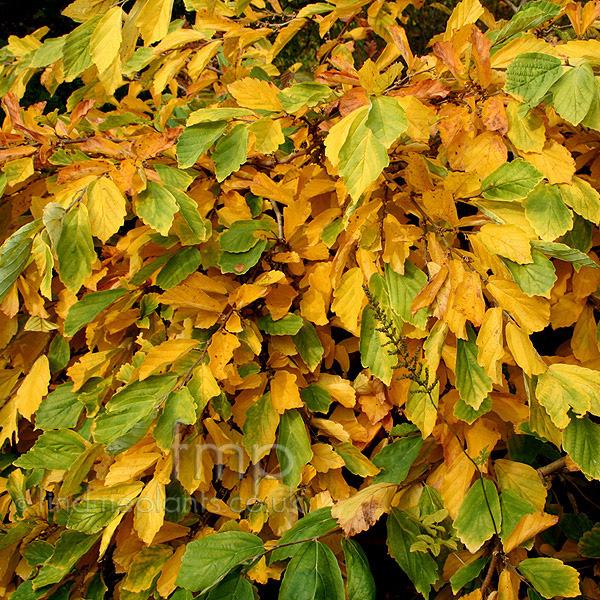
[
  {"left": 15, "top": 355, "right": 50, "bottom": 421},
  {"left": 495, "top": 459, "right": 547, "bottom": 511},
  {"left": 90, "top": 6, "right": 122, "bottom": 74},
  {"left": 250, "top": 118, "right": 285, "bottom": 154},
  {"left": 228, "top": 78, "right": 283, "bottom": 112},
  {"left": 139, "top": 339, "right": 198, "bottom": 380},
  {"left": 86, "top": 176, "right": 127, "bottom": 243}
]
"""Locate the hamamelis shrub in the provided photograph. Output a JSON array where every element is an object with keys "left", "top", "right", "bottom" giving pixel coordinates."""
[{"left": 4, "top": 0, "right": 600, "bottom": 598}]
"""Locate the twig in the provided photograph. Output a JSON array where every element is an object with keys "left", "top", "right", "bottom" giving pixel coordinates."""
[
  {"left": 537, "top": 457, "right": 567, "bottom": 478},
  {"left": 481, "top": 542, "right": 500, "bottom": 598},
  {"left": 269, "top": 199, "right": 284, "bottom": 241}
]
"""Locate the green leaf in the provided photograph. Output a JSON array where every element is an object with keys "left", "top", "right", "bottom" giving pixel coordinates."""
[
  {"left": 560, "top": 513, "right": 593, "bottom": 542},
  {"left": 334, "top": 442, "right": 379, "bottom": 477},
  {"left": 578, "top": 523, "right": 600, "bottom": 558},
  {"left": 494, "top": 1, "right": 561, "bottom": 44},
  {"left": 502, "top": 250, "right": 557, "bottom": 298},
  {"left": 66, "top": 500, "right": 119, "bottom": 534},
  {"left": 455, "top": 327, "right": 493, "bottom": 410},
  {"left": 242, "top": 392, "right": 279, "bottom": 463},
  {"left": 277, "top": 409, "right": 313, "bottom": 488},
  {"left": 0, "top": 220, "right": 40, "bottom": 303},
  {"left": 278, "top": 82, "right": 332, "bottom": 113},
  {"left": 270, "top": 507, "right": 338, "bottom": 562},
  {"left": 205, "top": 573, "right": 255, "bottom": 600},
  {"left": 292, "top": 320, "right": 325, "bottom": 372},
  {"left": 365, "top": 96, "right": 407, "bottom": 148},
  {"left": 35, "top": 383, "right": 83, "bottom": 430},
  {"left": 62, "top": 16, "right": 101, "bottom": 81},
  {"left": 218, "top": 238, "right": 268, "bottom": 275},
  {"left": 481, "top": 159, "right": 543, "bottom": 201},
  {"left": 518, "top": 557, "right": 580, "bottom": 599},
  {"left": 176, "top": 531, "right": 264, "bottom": 593},
  {"left": 156, "top": 247, "right": 202, "bottom": 290},
  {"left": 454, "top": 394, "right": 492, "bottom": 424},
  {"left": 360, "top": 306, "right": 396, "bottom": 385},
  {"left": 450, "top": 557, "right": 488, "bottom": 594},
  {"left": 154, "top": 388, "right": 197, "bottom": 451},
  {"left": 301, "top": 384, "right": 332, "bottom": 413},
  {"left": 505, "top": 52, "right": 563, "bottom": 107},
  {"left": 92, "top": 374, "right": 177, "bottom": 444},
  {"left": 176, "top": 122, "right": 228, "bottom": 169},
  {"left": 56, "top": 204, "right": 96, "bottom": 294},
  {"left": 257, "top": 313, "right": 303, "bottom": 335},
  {"left": 136, "top": 181, "right": 179, "bottom": 236},
  {"left": 454, "top": 478, "right": 501, "bottom": 552},
  {"left": 373, "top": 435, "right": 424, "bottom": 484},
  {"left": 338, "top": 118, "right": 389, "bottom": 201},
  {"left": 524, "top": 183, "right": 573, "bottom": 241},
  {"left": 559, "top": 176, "right": 600, "bottom": 225},
  {"left": 551, "top": 64, "right": 596, "bottom": 125},
  {"left": 220, "top": 219, "right": 273, "bottom": 253},
  {"left": 14, "top": 429, "right": 87, "bottom": 470},
  {"left": 500, "top": 489, "right": 536, "bottom": 544},
  {"left": 530, "top": 240, "right": 599, "bottom": 269},
  {"left": 64, "top": 288, "right": 127, "bottom": 337},
  {"left": 212, "top": 124, "right": 249, "bottom": 182},
  {"left": 278, "top": 541, "right": 345, "bottom": 600},
  {"left": 34, "top": 530, "right": 100, "bottom": 588},
  {"left": 341, "top": 539, "right": 376, "bottom": 600},
  {"left": 563, "top": 415, "right": 600, "bottom": 480},
  {"left": 386, "top": 509, "right": 438, "bottom": 599},
  {"left": 384, "top": 262, "right": 428, "bottom": 329}
]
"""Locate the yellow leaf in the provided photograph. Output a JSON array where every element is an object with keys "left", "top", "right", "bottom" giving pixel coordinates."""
[
  {"left": 3, "top": 157, "right": 34, "bottom": 185},
  {"left": 396, "top": 96, "right": 434, "bottom": 142},
  {"left": 270, "top": 370, "right": 303, "bottom": 414},
  {"left": 317, "top": 374, "right": 356, "bottom": 408},
  {"left": 522, "top": 140, "right": 575, "bottom": 184},
  {"left": 135, "top": 0, "right": 174, "bottom": 45},
  {"left": 445, "top": 0, "right": 484, "bottom": 37},
  {"left": 311, "top": 443, "right": 346, "bottom": 472},
  {"left": 498, "top": 568, "right": 519, "bottom": 600},
  {"left": 15, "top": 355, "right": 50, "bottom": 421},
  {"left": 476, "top": 307, "right": 504, "bottom": 384},
  {"left": 331, "top": 267, "right": 365, "bottom": 332},
  {"left": 572, "top": 304, "right": 600, "bottom": 362},
  {"left": 228, "top": 78, "right": 283, "bottom": 112},
  {"left": 267, "top": 18, "right": 306, "bottom": 61},
  {"left": 153, "top": 28, "right": 205, "bottom": 54},
  {"left": 138, "top": 338, "right": 198, "bottom": 380},
  {"left": 477, "top": 224, "right": 533, "bottom": 264},
  {"left": 505, "top": 322, "right": 547, "bottom": 377},
  {"left": 331, "top": 481, "right": 396, "bottom": 536},
  {"left": 486, "top": 277, "right": 550, "bottom": 334},
  {"left": 0, "top": 396, "right": 18, "bottom": 448},
  {"left": 187, "top": 40, "right": 222, "bottom": 80},
  {"left": 503, "top": 511, "right": 558, "bottom": 553},
  {"left": 208, "top": 331, "right": 241, "bottom": 379},
  {"left": 495, "top": 458, "right": 547, "bottom": 511},
  {"left": 134, "top": 477, "right": 165, "bottom": 544},
  {"left": 507, "top": 100, "right": 545, "bottom": 154},
  {"left": 90, "top": 6, "right": 122, "bottom": 75},
  {"left": 156, "top": 545, "right": 186, "bottom": 598},
  {"left": 463, "top": 132, "right": 508, "bottom": 179},
  {"left": 86, "top": 177, "right": 127, "bottom": 244}
]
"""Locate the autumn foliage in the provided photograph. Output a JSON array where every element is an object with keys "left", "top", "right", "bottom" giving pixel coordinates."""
[{"left": 3, "top": 0, "right": 600, "bottom": 598}]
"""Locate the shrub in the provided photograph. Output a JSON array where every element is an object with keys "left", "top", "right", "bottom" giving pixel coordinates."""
[{"left": 0, "top": 0, "right": 599, "bottom": 598}]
